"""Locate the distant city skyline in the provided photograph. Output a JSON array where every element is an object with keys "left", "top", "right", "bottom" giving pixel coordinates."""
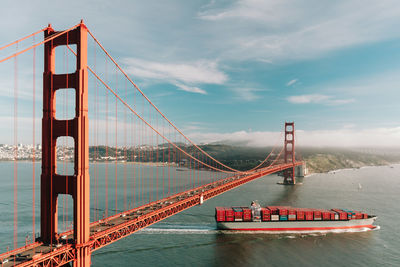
[{"left": 0, "top": 1, "right": 399, "bottom": 147}]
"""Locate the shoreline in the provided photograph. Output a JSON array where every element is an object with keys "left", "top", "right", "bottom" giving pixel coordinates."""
[
  {"left": 0, "top": 159, "right": 178, "bottom": 167},
  {"left": 304, "top": 162, "right": 399, "bottom": 177},
  {"left": 1, "top": 160, "right": 398, "bottom": 174}
]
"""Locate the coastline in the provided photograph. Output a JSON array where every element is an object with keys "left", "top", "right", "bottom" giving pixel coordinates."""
[
  {"left": 2, "top": 159, "right": 399, "bottom": 175},
  {"left": 304, "top": 162, "right": 399, "bottom": 176}
]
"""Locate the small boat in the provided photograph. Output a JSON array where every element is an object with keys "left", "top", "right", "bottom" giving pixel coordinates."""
[{"left": 215, "top": 202, "right": 377, "bottom": 233}]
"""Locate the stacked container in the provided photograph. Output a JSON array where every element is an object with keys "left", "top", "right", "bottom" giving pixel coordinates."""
[
  {"left": 288, "top": 209, "right": 296, "bottom": 221},
  {"left": 215, "top": 206, "right": 369, "bottom": 223},
  {"left": 215, "top": 207, "right": 225, "bottom": 222},
  {"left": 313, "top": 210, "right": 322, "bottom": 220},
  {"left": 331, "top": 209, "right": 349, "bottom": 220},
  {"left": 232, "top": 207, "right": 243, "bottom": 222},
  {"left": 261, "top": 208, "right": 271, "bottom": 221},
  {"left": 305, "top": 210, "right": 314, "bottom": 221},
  {"left": 279, "top": 207, "right": 288, "bottom": 221},
  {"left": 296, "top": 209, "right": 305, "bottom": 220},
  {"left": 322, "top": 210, "right": 331, "bottom": 221},
  {"left": 225, "top": 208, "right": 234, "bottom": 222},
  {"left": 242, "top": 208, "right": 252, "bottom": 221}
]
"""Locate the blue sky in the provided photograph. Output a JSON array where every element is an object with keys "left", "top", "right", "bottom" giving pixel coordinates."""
[{"left": 1, "top": 0, "right": 400, "bottom": 147}]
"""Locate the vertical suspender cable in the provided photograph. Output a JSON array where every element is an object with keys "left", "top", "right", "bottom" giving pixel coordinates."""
[
  {"left": 105, "top": 57, "right": 109, "bottom": 218},
  {"left": 149, "top": 104, "right": 152, "bottom": 203},
  {"left": 124, "top": 79, "right": 127, "bottom": 211},
  {"left": 13, "top": 41, "right": 18, "bottom": 249},
  {"left": 156, "top": 115, "right": 159, "bottom": 201},
  {"left": 115, "top": 66, "right": 118, "bottom": 214},
  {"left": 162, "top": 120, "right": 165, "bottom": 199},
  {"left": 133, "top": 88, "right": 136, "bottom": 209},
  {"left": 32, "top": 35, "right": 36, "bottom": 243},
  {"left": 93, "top": 37, "right": 99, "bottom": 221}
]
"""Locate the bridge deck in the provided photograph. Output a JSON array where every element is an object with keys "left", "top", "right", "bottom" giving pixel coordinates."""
[{"left": 0, "top": 162, "right": 303, "bottom": 267}]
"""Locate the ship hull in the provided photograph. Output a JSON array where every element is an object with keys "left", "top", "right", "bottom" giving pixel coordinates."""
[{"left": 217, "top": 217, "right": 377, "bottom": 233}]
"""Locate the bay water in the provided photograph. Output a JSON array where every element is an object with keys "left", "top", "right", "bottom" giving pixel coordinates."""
[{"left": 0, "top": 162, "right": 399, "bottom": 266}]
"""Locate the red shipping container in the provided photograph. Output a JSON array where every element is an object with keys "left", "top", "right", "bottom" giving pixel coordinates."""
[
  {"left": 296, "top": 209, "right": 305, "bottom": 220},
  {"left": 261, "top": 208, "right": 271, "bottom": 215},
  {"left": 331, "top": 209, "right": 347, "bottom": 220},
  {"left": 339, "top": 212, "right": 347, "bottom": 220},
  {"left": 330, "top": 212, "right": 336, "bottom": 220},
  {"left": 267, "top": 206, "right": 279, "bottom": 215},
  {"left": 355, "top": 213, "right": 362, "bottom": 219},
  {"left": 232, "top": 207, "right": 243, "bottom": 221},
  {"left": 215, "top": 207, "right": 225, "bottom": 222},
  {"left": 313, "top": 210, "right": 322, "bottom": 219},
  {"left": 261, "top": 208, "right": 271, "bottom": 221},
  {"left": 363, "top": 213, "right": 368, "bottom": 219},
  {"left": 322, "top": 211, "right": 331, "bottom": 220},
  {"left": 288, "top": 209, "right": 296, "bottom": 215},
  {"left": 278, "top": 208, "right": 288, "bottom": 216},
  {"left": 242, "top": 208, "right": 252, "bottom": 221},
  {"left": 305, "top": 210, "right": 313, "bottom": 221},
  {"left": 225, "top": 208, "right": 234, "bottom": 222}
]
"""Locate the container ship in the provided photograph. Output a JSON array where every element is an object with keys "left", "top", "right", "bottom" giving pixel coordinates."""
[{"left": 215, "top": 203, "right": 377, "bottom": 233}]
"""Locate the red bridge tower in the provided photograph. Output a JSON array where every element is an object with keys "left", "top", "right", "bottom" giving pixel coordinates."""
[
  {"left": 283, "top": 122, "right": 296, "bottom": 184},
  {"left": 41, "top": 22, "right": 90, "bottom": 266}
]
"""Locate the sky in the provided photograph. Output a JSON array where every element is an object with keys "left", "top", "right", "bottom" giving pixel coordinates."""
[{"left": 1, "top": 0, "right": 400, "bottom": 147}]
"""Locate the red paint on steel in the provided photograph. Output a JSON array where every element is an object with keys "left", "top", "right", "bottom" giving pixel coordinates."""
[
  {"left": 284, "top": 122, "right": 296, "bottom": 184},
  {"left": 41, "top": 22, "right": 90, "bottom": 266},
  {"left": 32, "top": 35, "right": 37, "bottom": 243}
]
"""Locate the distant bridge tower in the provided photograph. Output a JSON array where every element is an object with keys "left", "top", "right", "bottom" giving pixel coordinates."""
[{"left": 283, "top": 122, "right": 296, "bottom": 184}]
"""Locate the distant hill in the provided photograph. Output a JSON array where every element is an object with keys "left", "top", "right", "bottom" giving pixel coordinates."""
[
  {"left": 87, "top": 144, "right": 400, "bottom": 174},
  {"left": 198, "top": 145, "right": 400, "bottom": 173}
]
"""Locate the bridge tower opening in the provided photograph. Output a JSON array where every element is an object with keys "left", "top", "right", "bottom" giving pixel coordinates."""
[
  {"left": 41, "top": 22, "right": 90, "bottom": 266},
  {"left": 283, "top": 122, "right": 296, "bottom": 185}
]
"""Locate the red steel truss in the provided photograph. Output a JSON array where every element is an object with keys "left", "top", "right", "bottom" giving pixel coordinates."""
[
  {"left": 0, "top": 161, "right": 302, "bottom": 267},
  {"left": 0, "top": 22, "right": 304, "bottom": 266}
]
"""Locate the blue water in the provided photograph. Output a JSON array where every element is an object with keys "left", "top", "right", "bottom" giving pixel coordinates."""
[
  {"left": 1, "top": 162, "right": 399, "bottom": 266},
  {"left": 91, "top": 164, "right": 400, "bottom": 266}
]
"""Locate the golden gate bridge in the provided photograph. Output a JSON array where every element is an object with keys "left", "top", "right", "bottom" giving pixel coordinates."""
[{"left": 0, "top": 22, "right": 304, "bottom": 266}]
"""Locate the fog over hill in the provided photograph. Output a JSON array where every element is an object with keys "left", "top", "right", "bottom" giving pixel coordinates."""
[{"left": 201, "top": 143, "right": 400, "bottom": 173}]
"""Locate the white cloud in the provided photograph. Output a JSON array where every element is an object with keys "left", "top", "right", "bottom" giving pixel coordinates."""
[
  {"left": 230, "top": 87, "right": 263, "bottom": 101},
  {"left": 187, "top": 127, "right": 400, "bottom": 147},
  {"left": 189, "top": 130, "right": 280, "bottom": 147},
  {"left": 287, "top": 94, "right": 354, "bottom": 105},
  {"left": 174, "top": 83, "right": 207, "bottom": 95},
  {"left": 122, "top": 58, "right": 228, "bottom": 85},
  {"left": 199, "top": 0, "right": 400, "bottom": 62},
  {"left": 286, "top": 79, "right": 298, "bottom": 86},
  {"left": 287, "top": 94, "right": 329, "bottom": 104}
]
